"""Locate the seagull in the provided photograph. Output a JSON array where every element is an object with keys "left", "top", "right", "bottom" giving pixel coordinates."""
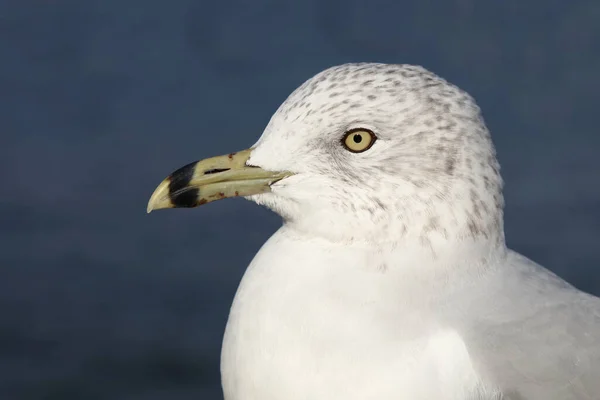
[{"left": 147, "top": 63, "right": 600, "bottom": 400}]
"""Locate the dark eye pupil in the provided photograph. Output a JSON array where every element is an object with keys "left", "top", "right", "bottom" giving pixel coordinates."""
[{"left": 353, "top": 134, "right": 362, "bottom": 144}]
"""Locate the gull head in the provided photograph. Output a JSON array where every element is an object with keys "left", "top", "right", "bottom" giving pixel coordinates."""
[{"left": 148, "top": 63, "right": 504, "bottom": 248}]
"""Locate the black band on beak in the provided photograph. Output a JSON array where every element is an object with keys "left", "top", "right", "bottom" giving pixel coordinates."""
[{"left": 168, "top": 162, "right": 199, "bottom": 208}]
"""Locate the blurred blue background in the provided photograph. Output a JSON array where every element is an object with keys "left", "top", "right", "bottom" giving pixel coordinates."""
[{"left": 1, "top": 0, "right": 599, "bottom": 399}]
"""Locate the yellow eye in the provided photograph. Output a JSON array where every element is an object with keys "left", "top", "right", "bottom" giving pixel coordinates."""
[{"left": 342, "top": 129, "right": 376, "bottom": 153}]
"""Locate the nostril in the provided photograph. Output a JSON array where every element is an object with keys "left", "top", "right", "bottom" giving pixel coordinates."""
[{"left": 204, "top": 168, "right": 230, "bottom": 175}]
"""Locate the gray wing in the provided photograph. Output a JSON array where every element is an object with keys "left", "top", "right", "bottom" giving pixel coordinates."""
[{"left": 458, "top": 251, "right": 600, "bottom": 400}]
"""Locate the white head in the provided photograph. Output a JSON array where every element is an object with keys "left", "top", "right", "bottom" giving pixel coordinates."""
[{"left": 247, "top": 63, "right": 505, "bottom": 249}]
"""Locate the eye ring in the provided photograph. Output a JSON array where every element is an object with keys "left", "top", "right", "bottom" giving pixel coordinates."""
[{"left": 341, "top": 128, "right": 377, "bottom": 153}]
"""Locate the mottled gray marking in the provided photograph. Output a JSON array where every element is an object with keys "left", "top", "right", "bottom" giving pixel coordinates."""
[{"left": 251, "top": 63, "right": 505, "bottom": 245}]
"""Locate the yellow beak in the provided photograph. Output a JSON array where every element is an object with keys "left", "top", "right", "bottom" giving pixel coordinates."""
[{"left": 147, "top": 149, "right": 293, "bottom": 213}]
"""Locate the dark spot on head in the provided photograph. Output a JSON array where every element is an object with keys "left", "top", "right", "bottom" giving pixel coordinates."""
[
  {"left": 483, "top": 176, "right": 491, "bottom": 189},
  {"left": 234, "top": 191, "right": 239, "bottom": 196},
  {"left": 400, "top": 224, "right": 408, "bottom": 235},
  {"left": 376, "top": 263, "right": 388, "bottom": 273},
  {"left": 228, "top": 152, "right": 236, "bottom": 159},
  {"left": 373, "top": 197, "right": 386, "bottom": 211},
  {"left": 413, "top": 179, "right": 425, "bottom": 188},
  {"left": 473, "top": 202, "right": 481, "bottom": 218},
  {"left": 467, "top": 218, "right": 480, "bottom": 236},
  {"left": 445, "top": 157, "right": 456, "bottom": 175},
  {"left": 421, "top": 82, "right": 441, "bottom": 89},
  {"left": 198, "top": 198, "right": 208, "bottom": 205},
  {"left": 465, "top": 157, "right": 473, "bottom": 170},
  {"left": 480, "top": 200, "right": 489, "bottom": 213},
  {"left": 426, "top": 216, "right": 440, "bottom": 231},
  {"left": 469, "top": 188, "right": 478, "bottom": 201}
]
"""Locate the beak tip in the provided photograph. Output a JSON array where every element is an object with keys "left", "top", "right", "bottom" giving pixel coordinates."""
[{"left": 147, "top": 179, "right": 172, "bottom": 214}]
